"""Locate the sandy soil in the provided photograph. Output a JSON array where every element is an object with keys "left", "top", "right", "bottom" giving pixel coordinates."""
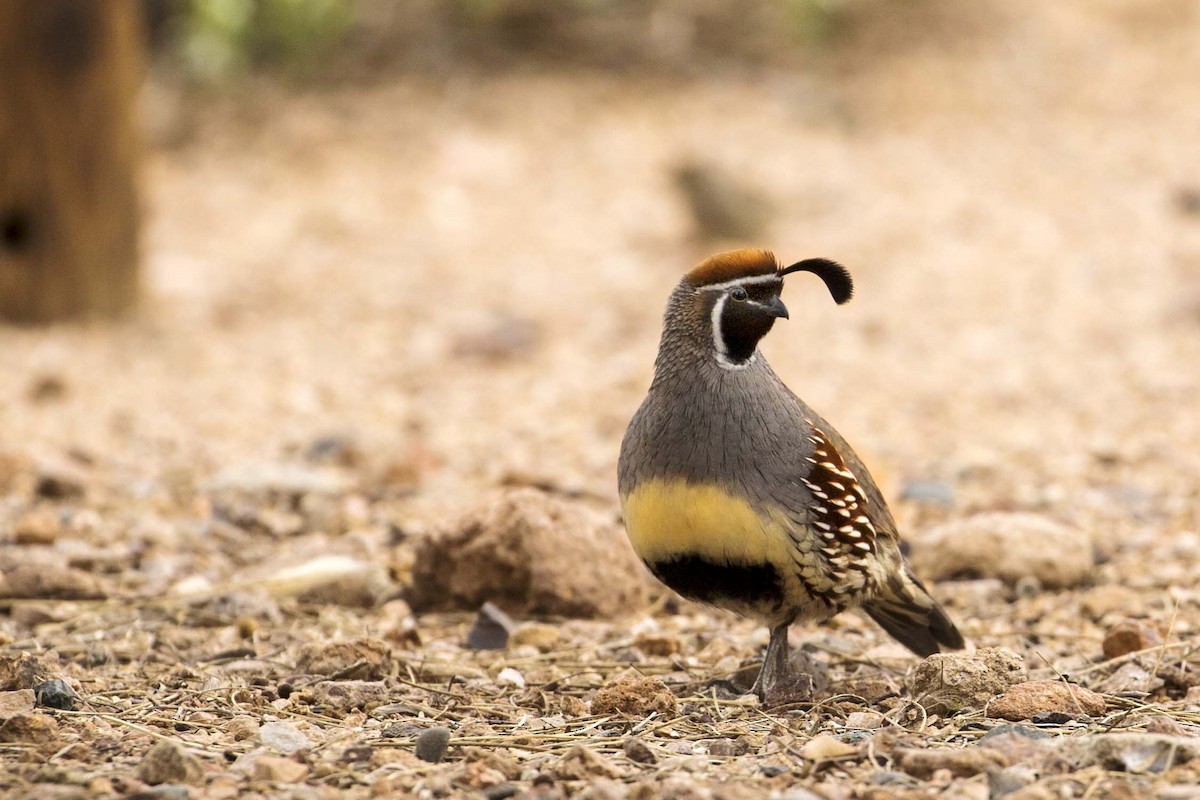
[{"left": 3, "top": 1, "right": 1200, "bottom": 797}]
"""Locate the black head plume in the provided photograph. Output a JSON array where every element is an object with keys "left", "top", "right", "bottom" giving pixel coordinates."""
[{"left": 778, "top": 258, "right": 854, "bottom": 305}]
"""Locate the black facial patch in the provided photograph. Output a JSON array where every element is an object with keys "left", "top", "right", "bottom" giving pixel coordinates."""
[
  {"left": 719, "top": 284, "right": 783, "bottom": 363},
  {"left": 647, "top": 555, "right": 785, "bottom": 609}
]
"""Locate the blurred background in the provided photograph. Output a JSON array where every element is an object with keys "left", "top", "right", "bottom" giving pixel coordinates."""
[
  {"left": 1, "top": 0, "right": 1198, "bottom": 547},
  {"left": 4, "top": 6, "right": 1200, "bottom": 791}
]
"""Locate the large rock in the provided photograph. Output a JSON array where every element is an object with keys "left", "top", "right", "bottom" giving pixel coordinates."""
[
  {"left": 0, "top": 711, "right": 57, "bottom": 743},
  {"left": 253, "top": 754, "right": 309, "bottom": 783},
  {"left": 986, "top": 680, "right": 1107, "bottom": 721},
  {"left": 406, "top": 489, "right": 650, "bottom": 618},
  {"left": 1058, "top": 734, "right": 1200, "bottom": 774},
  {"left": 13, "top": 510, "right": 61, "bottom": 545},
  {"left": 910, "top": 513, "right": 1093, "bottom": 589},
  {"left": 0, "top": 690, "right": 35, "bottom": 720},
  {"left": 295, "top": 637, "right": 394, "bottom": 680},
  {"left": 0, "top": 562, "right": 107, "bottom": 600},
  {"left": 0, "top": 653, "right": 49, "bottom": 690},
  {"left": 895, "top": 747, "right": 1009, "bottom": 779},
  {"left": 297, "top": 681, "right": 388, "bottom": 713},
  {"left": 907, "top": 648, "right": 1027, "bottom": 715},
  {"left": 259, "top": 721, "right": 312, "bottom": 755},
  {"left": 136, "top": 739, "right": 204, "bottom": 785}
]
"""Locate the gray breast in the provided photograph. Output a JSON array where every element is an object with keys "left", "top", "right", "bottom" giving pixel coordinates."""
[{"left": 618, "top": 354, "right": 815, "bottom": 512}]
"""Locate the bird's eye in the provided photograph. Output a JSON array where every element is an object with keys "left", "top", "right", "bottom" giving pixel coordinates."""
[{"left": 730, "top": 287, "right": 748, "bottom": 301}]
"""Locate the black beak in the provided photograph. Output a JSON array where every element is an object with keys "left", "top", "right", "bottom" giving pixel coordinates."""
[{"left": 764, "top": 296, "right": 789, "bottom": 320}]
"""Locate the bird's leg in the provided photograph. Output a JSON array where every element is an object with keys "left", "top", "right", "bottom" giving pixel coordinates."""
[{"left": 749, "top": 624, "right": 791, "bottom": 700}]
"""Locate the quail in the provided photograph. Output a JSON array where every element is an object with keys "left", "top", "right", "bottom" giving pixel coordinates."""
[{"left": 618, "top": 248, "right": 963, "bottom": 700}]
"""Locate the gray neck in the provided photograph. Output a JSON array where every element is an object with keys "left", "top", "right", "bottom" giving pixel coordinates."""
[
  {"left": 622, "top": 322, "right": 797, "bottom": 496},
  {"left": 650, "top": 283, "right": 766, "bottom": 386}
]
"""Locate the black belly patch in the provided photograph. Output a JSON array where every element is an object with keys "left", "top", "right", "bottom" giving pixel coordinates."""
[{"left": 646, "top": 556, "right": 785, "bottom": 609}]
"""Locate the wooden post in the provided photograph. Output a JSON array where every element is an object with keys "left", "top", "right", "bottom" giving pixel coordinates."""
[{"left": 0, "top": 1, "right": 143, "bottom": 323}]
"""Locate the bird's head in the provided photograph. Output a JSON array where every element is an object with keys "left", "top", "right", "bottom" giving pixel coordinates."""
[{"left": 674, "top": 248, "right": 853, "bottom": 369}]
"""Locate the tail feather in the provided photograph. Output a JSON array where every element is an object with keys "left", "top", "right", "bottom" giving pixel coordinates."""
[{"left": 864, "top": 567, "right": 964, "bottom": 657}]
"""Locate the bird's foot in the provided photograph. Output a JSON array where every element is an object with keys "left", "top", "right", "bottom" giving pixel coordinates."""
[{"left": 745, "top": 623, "right": 815, "bottom": 707}]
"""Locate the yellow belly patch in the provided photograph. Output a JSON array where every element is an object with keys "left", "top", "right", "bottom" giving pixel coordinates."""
[{"left": 620, "top": 479, "right": 793, "bottom": 566}]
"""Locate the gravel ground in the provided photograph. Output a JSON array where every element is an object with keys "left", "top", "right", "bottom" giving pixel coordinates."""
[{"left": 2, "top": 2, "right": 1200, "bottom": 798}]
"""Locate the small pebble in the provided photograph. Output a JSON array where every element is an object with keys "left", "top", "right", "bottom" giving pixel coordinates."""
[
  {"left": 259, "top": 720, "right": 312, "bottom": 754},
  {"left": 510, "top": 622, "right": 561, "bottom": 652},
  {"left": 304, "top": 434, "right": 363, "bottom": 467},
  {"left": 1103, "top": 620, "right": 1163, "bottom": 660},
  {"left": 227, "top": 716, "right": 259, "bottom": 741},
  {"left": 559, "top": 695, "right": 588, "bottom": 716},
  {"left": 1013, "top": 575, "right": 1042, "bottom": 599},
  {"left": 707, "top": 738, "right": 748, "bottom": 757},
  {"left": 977, "top": 724, "right": 1052, "bottom": 745},
  {"left": 623, "top": 737, "right": 656, "bottom": 764},
  {"left": 845, "top": 711, "right": 884, "bottom": 730},
  {"left": 1030, "top": 711, "right": 1081, "bottom": 725},
  {"left": 800, "top": 734, "right": 856, "bottom": 761},
  {"left": 26, "top": 373, "right": 68, "bottom": 403},
  {"left": 466, "top": 602, "right": 515, "bottom": 651},
  {"left": 136, "top": 739, "right": 203, "bottom": 785},
  {"left": 340, "top": 745, "right": 374, "bottom": 763},
  {"left": 13, "top": 510, "right": 61, "bottom": 545},
  {"left": 1145, "top": 715, "right": 1190, "bottom": 737},
  {"left": 484, "top": 785, "right": 519, "bottom": 800},
  {"left": 414, "top": 726, "right": 451, "bottom": 763},
  {"left": 869, "top": 770, "right": 909, "bottom": 785},
  {"left": 496, "top": 667, "right": 525, "bottom": 688},
  {"left": 1079, "top": 585, "right": 1141, "bottom": 620},
  {"left": 253, "top": 754, "right": 309, "bottom": 783},
  {"left": 633, "top": 632, "right": 680, "bottom": 657},
  {"left": 989, "top": 765, "right": 1037, "bottom": 798},
  {"left": 34, "top": 460, "right": 87, "bottom": 499},
  {"left": 33, "top": 679, "right": 77, "bottom": 710}
]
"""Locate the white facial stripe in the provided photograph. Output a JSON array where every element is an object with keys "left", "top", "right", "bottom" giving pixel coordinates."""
[
  {"left": 710, "top": 293, "right": 756, "bottom": 371},
  {"left": 699, "top": 273, "right": 781, "bottom": 292},
  {"left": 716, "top": 353, "right": 756, "bottom": 370},
  {"left": 710, "top": 293, "right": 729, "bottom": 357}
]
